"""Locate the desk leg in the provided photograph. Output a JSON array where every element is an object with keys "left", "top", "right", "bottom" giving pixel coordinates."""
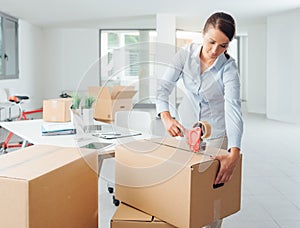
[
  {"left": 22, "top": 140, "right": 29, "bottom": 148},
  {"left": 98, "top": 151, "right": 115, "bottom": 175},
  {"left": 98, "top": 151, "right": 120, "bottom": 206}
]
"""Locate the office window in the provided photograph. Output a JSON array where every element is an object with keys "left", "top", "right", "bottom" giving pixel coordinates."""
[
  {"left": 0, "top": 12, "right": 19, "bottom": 80},
  {"left": 100, "top": 30, "right": 157, "bottom": 104}
]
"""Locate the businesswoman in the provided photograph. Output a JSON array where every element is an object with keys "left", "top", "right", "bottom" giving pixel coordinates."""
[{"left": 156, "top": 12, "right": 243, "bottom": 228}]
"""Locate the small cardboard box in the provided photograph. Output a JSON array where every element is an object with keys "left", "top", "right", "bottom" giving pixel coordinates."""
[
  {"left": 111, "top": 203, "right": 175, "bottom": 228},
  {"left": 88, "top": 86, "right": 137, "bottom": 121},
  {"left": 115, "top": 137, "right": 242, "bottom": 228},
  {"left": 43, "top": 98, "right": 72, "bottom": 122},
  {"left": 0, "top": 145, "right": 98, "bottom": 228}
]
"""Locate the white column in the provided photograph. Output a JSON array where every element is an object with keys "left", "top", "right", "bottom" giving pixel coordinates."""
[{"left": 155, "top": 14, "right": 176, "bottom": 117}]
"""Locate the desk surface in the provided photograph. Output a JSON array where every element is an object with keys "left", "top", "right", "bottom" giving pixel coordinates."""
[{"left": 0, "top": 119, "right": 149, "bottom": 152}]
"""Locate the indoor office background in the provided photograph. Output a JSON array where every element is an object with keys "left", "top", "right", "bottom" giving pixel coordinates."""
[{"left": 0, "top": 1, "right": 300, "bottom": 228}]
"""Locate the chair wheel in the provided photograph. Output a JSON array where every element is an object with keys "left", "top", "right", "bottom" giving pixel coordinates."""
[
  {"left": 0, "top": 147, "right": 7, "bottom": 154},
  {"left": 108, "top": 187, "right": 114, "bottom": 194},
  {"left": 113, "top": 195, "right": 120, "bottom": 206}
]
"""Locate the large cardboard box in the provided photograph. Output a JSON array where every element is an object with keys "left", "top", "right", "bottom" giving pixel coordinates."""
[
  {"left": 0, "top": 145, "right": 98, "bottom": 228},
  {"left": 88, "top": 86, "right": 137, "bottom": 121},
  {"left": 111, "top": 203, "right": 175, "bottom": 228},
  {"left": 115, "top": 137, "right": 242, "bottom": 228},
  {"left": 43, "top": 98, "right": 72, "bottom": 122}
]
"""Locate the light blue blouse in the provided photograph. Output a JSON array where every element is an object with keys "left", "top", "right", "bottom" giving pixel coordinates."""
[{"left": 156, "top": 43, "right": 243, "bottom": 150}]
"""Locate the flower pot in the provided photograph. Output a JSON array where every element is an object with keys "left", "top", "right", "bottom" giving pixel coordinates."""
[{"left": 82, "top": 108, "right": 94, "bottom": 125}]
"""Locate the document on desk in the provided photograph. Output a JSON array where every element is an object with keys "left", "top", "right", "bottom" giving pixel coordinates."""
[
  {"left": 41, "top": 122, "right": 76, "bottom": 136},
  {"left": 92, "top": 125, "right": 142, "bottom": 139}
]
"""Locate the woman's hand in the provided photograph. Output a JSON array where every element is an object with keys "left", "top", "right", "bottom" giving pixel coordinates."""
[
  {"left": 160, "top": 111, "right": 184, "bottom": 137},
  {"left": 212, "top": 147, "right": 240, "bottom": 185}
]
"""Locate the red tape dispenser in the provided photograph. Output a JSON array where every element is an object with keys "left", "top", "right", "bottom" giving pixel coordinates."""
[{"left": 185, "top": 121, "right": 211, "bottom": 152}]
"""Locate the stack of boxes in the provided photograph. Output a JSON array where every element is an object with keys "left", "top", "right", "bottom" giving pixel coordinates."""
[{"left": 111, "top": 137, "right": 242, "bottom": 228}]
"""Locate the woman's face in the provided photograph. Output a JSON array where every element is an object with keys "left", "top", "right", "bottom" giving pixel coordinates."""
[{"left": 202, "top": 26, "right": 230, "bottom": 60}]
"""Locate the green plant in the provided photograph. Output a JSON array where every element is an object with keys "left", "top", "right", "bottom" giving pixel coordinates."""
[
  {"left": 71, "top": 93, "right": 82, "bottom": 109},
  {"left": 84, "top": 96, "right": 95, "bottom": 109}
]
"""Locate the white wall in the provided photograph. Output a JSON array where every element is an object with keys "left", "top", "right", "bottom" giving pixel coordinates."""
[
  {"left": 42, "top": 28, "right": 99, "bottom": 99},
  {"left": 239, "top": 23, "right": 267, "bottom": 114},
  {"left": 156, "top": 14, "right": 177, "bottom": 116},
  {"left": 266, "top": 9, "right": 300, "bottom": 123},
  {"left": 0, "top": 20, "right": 44, "bottom": 110}
]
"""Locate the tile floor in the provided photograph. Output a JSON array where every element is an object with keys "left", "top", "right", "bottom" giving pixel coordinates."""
[{"left": 98, "top": 112, "right": 300, "bottom": 228}]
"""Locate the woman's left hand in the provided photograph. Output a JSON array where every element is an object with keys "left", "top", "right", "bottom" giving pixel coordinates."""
[{"left": 212, "top": 147, "right": 240, "bottom": 185}]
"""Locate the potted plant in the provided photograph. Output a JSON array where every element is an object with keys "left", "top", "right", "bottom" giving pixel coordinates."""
[
  {"left": 82, "top": 96, "right": 95, "bottom": 125},
  {"left": 71, "top": 93, "right": 82, "bottom": 110},
  {"left": 84, "top": 96, "right": 95, "bottom": 109}
]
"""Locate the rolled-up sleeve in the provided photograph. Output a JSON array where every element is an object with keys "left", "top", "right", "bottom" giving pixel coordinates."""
[
  {"left": 156, "top": 47, "right": 187, "bottom": 115},
  {"left": 223, "top": 61, "right": 244, "bottom": 150}
]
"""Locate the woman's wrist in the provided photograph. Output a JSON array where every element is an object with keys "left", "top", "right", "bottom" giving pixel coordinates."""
[
  {"left": 229, "top": 147, "right": 241, "bottom": 160},
  {"left": 160, "top": 111, "right": 172, "bottom": 120}
]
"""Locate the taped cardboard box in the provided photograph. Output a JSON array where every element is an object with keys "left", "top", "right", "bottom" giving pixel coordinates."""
[
  {"left": 43, "top": 98, "right": 72, "bottom": 122},
  {"left": 115, "top": 137, "right": 242, "bottom": 228},
  {"left": 111, "top": 203, "right": 175, "bottom": 228},
  {"left": 88, "top": 86, "right": 137, "bottom": 121},
  {"left": 0, "top": 145, "right": 98, "bottom": 228}
]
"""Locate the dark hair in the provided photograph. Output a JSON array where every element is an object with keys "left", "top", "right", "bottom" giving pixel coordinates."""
[{"left": 203, "top": 12, "right": 236, "bottom": 41}]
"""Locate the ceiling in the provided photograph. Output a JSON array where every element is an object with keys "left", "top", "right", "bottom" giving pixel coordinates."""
[{"left": 0, "top": 0, "right": 300, "bottom": 27}]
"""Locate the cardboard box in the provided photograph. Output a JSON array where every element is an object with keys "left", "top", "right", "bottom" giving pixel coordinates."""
[
  {"left": 0, "top": 145, "right": 98, "bottom": 228},
  {"left": 88, "top": 86, "right": 137, "bottom": 121},
  {"left": 115, "top": 137, "right": 242, "bottom": 228},
  {"left": 111, "top": 203, "right": 175, "bottom": 228},
  {"left": 43, "top": 98, "right": 72, "bottom": 122}
]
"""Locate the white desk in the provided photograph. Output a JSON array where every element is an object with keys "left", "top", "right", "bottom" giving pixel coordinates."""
[
  {"left": 0, "top": 119, "right": 150, "bottom": 172},
  {"left": 0, "top": 118, "right": 148, "bottom": 149},
  {"left": 0, "top": 119, "right": 107, "bottom": 148}
]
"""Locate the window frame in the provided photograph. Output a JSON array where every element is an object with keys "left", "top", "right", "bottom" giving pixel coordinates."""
[
  {"left": 0, "top": 11, "right": 19, "bottom": 80},
  {"left": 99, "top": 28, "right": 156, "bottom": 86}
]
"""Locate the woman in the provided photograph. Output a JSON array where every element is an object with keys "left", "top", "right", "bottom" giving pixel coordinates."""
[{"left": 156, "top": 12, "right": 243, "bottom": 228}]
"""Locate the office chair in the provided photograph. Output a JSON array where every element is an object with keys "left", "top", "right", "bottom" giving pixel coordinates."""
[
  {"left": 0, "top": 88, "right": 18, "bottom": 121},
  {"left": 100, "top": 110, "right": 152, "bottom": 206}
]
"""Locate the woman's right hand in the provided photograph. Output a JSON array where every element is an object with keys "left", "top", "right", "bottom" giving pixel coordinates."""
[{"left": 160, "top": 111, "right": 184, "bottom": 137}]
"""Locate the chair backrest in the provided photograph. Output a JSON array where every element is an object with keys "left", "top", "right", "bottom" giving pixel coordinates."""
[
  {"left": 0, "top": 88, "right": 8, "bottom": 103},
  {"left": 114, "top": 110, "right": 152, "bottom": 135}
]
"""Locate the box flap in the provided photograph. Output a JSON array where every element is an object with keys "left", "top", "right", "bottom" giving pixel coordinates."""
[
  {"left": 120, "top": 137, "right": 224, "bottom": 167},
  {"left": 148, "top": 137, "right": 228, "bottom": 163},
  {"left": 88, "top": 86, "right": 102, "bottom": 98},
  {"left": 112, "top": 203, "right": 153, "bottom": 222},
  {"left": 45, "top": 98, "right": 72, "bottom": 103},
  {"left": 112, "top": 90, "right": 137, "bottom": 99},
  {"left": 0, "top": 145, "right": 97, "bottom": 180},
  {"left": 96, "top": 86, "right": 111, "bottom": 100},
  {"left": 111, "top": 86, "right": 137, "bottom": 99}
]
